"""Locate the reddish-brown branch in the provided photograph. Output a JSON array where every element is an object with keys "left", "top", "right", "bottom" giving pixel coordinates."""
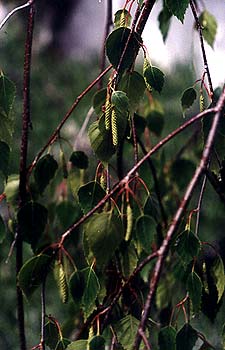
[
  {"left": 17, "top": 4, "right": 35, "bottom": 350},
  {"left": 134, "top": 87, "right": 225, "bottom": 349},
  {"left": 28, "top": 64, "right": 112, "bottom": 175}
]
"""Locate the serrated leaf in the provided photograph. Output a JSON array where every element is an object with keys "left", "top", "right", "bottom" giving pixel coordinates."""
[
  {"left": 187, "top": 271, "right": 202, "bottom": 313},
  {"left": 135, "top": 215, "right": 155, "bottom": 253},
  {"left": 92, "top": 88, "right": 107, "bottom": 116},
  {"left": 17, "top": 201, "right": 48, "bottom": 250},
  {"left": 106, "top": 27, "right": 141, "bottom": 73},
  {"left": 118, "top": 71, "right": 146, "bottom": 112},
  {"left": 165, "top": 0, "right": 190, "bottom": 22},
  {"left": 115, "top": 315, "right": 147, "bottom": 350},
  {"left": 211, "top": 255, "right": 225, "bottom": 302},
  {"left": 82, "top": 267, "right": 100, "bottom": 319},
  {"left": 176, "top": 230, "right": 201, "bottom": 263},
  {"left": 78, "top": 181, "right": 106, "bottom": 214},
  {"left": 114, "top": 9, "right": 132, "bottom": 28},
  {"left": 144, "top": 66, "right": 165, "bottom": 93},
  {"left": 85, "top": 212, "right": 123, "bottom": 267},
  {"left": 144, "top": 194, "right": 160, "bottom": 222},
  {"left": 158, "top": 5, "right": 172, "bottom": 41},
  {"left": 181, "top": 87, "right": 197, "bottom": 111},
  {"left": 34, "top": 154, "right": 58, "bottom": 194},
  {"left": 67, "top": 340, "right": 88, "bottom": 350},
  {"left": 88, "top": 120, "right": 115, "bottom": 161},
  {"left": 158, "top": 326, "right": 176, "bottom": 350},
  {"left": 0, "top": 141, "right": 10, "bottom": 180},
  {"left": 44, "top": 320, "right": 59, "bottom": 349},
  {"left": 0, "top": 72, "right": 16, "bottom": 144},
  {"left": 176, "top": 324, "right": 198, "bottom": 350},
  {"left": 70, "top": 151, "right": 89, "bottom": 169},
  {"left": 18, "top": 254, "right": 52, "bottom": 299},
  {"left": 111, "top": 90, "right": 130, "bottom": 113},
  {"left": 89, "top": 335, "right": 105, "bottom": 350},
  {"left": 0, "top": 214, "right": 6, "bottom": 244},
  {"left": 199, "top": 11, "right": 217, "bottom": 48}
]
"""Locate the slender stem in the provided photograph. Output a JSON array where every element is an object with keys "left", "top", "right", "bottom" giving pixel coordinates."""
[
  {"left": 190, "top": 0, "right": 214, "bottom": 98},
  {"left": 98, "top": 0, "right": 113, "bottom": 89},
  {"left": 195, "top": 172, "right": 207, "bottom": 236},
  {"left": 133, "top": 87, "right": 225, "bottom": 349},
  {"left": 17, "top": 5, "right": 35, "bottom": 350},
  {"left": 28, "top": 64, "right": 112, "bottom": 174},
  {"left": 0, "top": 0, "right": 34, "bottom": 30},
  {"left": 41, "top": 279, "right": 46, "bottom": 350}
]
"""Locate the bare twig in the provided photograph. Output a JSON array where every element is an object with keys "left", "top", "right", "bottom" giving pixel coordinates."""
[
  {"left": 28, "top": 64, "right": 112, "bottom": 175},
  {"left": 0, "top": 0, "right": 34, "bottom": 30},
  {"left": 134, "top": 87, "right": 225, "bottom": 349},
  {"left": 190, "top": 0, "right": 214, "bottom": 98},
  {"left": 17, "top": 5, "right": 35, "bottom": 350}
]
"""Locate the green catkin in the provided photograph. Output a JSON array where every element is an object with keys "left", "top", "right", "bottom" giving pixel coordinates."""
[
  {"left": 200, "top": 93, "right": 205, "bottom": 112},
  {"left": 125, "top": 204, "right": 133, "bottom": 241},
  {"left": 104, "top": 98, "right": 112, "bottom": 130},
  {"left": 143, "top": 57, "right": 152, "bottom": 92},
  {"left": 60, "top": 149, "right": 68, "bottom": 179},
  {"left": 100, "top": 172, "right": 107, "bottom": 190},
  {"left": 54, "top": 262, "right": 69, "bottom": 304},
  {"left": 120, "top": 10, "right": 126, "bottom": 27},
  {"left": 111, "top": 108, "right": 118, "bottom": 146}
]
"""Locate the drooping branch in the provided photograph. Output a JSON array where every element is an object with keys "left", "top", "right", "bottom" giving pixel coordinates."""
[
  {"left": 0, "top": 0, "right": 34, "bottom": 30},
  {"left": 17, "top": 4, "right": 35, "bottom": 350},
  {"left": 134, "top": 87, "right": 225, "bottom": 349}
]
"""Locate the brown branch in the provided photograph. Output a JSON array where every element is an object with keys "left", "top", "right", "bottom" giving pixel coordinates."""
[
  {"left": 98, "top": 0, "right": 113, "bottom": 90},
  {"left": 136, "top": 0, "right": 156, "bottom": 35},
  {"left": 28, "top": 64, "right": 112, "bottom": 175},
  {"left": 190, "top": 0, "right": 214, "bottom": 98},
  {"left": 134, "top": 87, "right": 225, "bottom": 349},
  {"left": 0, "top": 0, "right": 34, "bottom": 30},
  {"left": 17, "top": 4, "right": 35, "bottom": 350}
]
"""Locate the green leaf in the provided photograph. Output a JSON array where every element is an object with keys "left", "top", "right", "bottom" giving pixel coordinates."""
[
  {"left": 176, "top": 230, "right": 201, "bottom": 263},
  {"left": 106, "top": 27, "right": 141, "bottom": 72},
  {"left": 44, "top": 320, "right": 59, "bottom": 349},
  {"left": 18, "top": 254, "right": 52, "bottom": 299},
  {"left": 199, "top": 11, "right": 217, "bottom": 48},
  {"left": 4, "top": 174, "right": 19, "bottom": 205},
  {"left": 17, "top": 201, "right": 48, "bottom": 250},
  {"left": 146, "top": 110, "right": 164, "bottom": 136},
  {"left": 111, "top": 90, "right": 130, "bottom": 113},
  {"left": 176, "top": 324, "right": 198, "bottom": 350},
  {"left": 144, "top": 194, "right": 160, "bottom": 222},
  {"left": 0, "top": 72, "right": 16, "bottom": 144},
  {"left": 34, "top": 154, "right": 58, "bottom": 194},
  {"left": 92, "top": 88, "right": 107, "bottom": 116},
  {"left": 0, "top": 214, "right": 6, "bottom": 244},
  {"left": 78, "top": 181, "right": 106, "bottom": 214},
  {"left": 114, "top": 9, "right": 132, "bottom": 28},
  {"left": 143, "top": 66, "right": 165, "bottom": 93},
  {"left": 0, "top": 141, "right": 10, "bottom": 180},
  {"left": 70, "top": 267, "right": 100, "bottom": 319},
  {"left": 114, "top": 315, "right": 146, "bottom": 350},
  {"left": 211, "top": 255, "right": 225, "bottom": 302},
  {"left": 89, "top": 335, "right": 105, "bottom": 350},
  {"left": 56, "top": 338, "right": 71, "bottom": 350},
  {"left": 120, "top": 243, "right": 138, "bottom": 277},
  {"left": 67, "top": 340, "right": 88, "bottom": 350},
  {"left": 88, "top": 120, "right": 115, "bottom": 161},
  {"left": 118, "top": 71, "right": 146, "bottom": 112},
  {"left": 70, "top": 151, "right": 89, "bottom": 169},
  {"left": 56, "top": 200, "right": 82, "bottom": 230},
  {"left": 158, "top": 326, "right": 176, "bottom": 350},
  {"left": 158, "top": 4, "right": 172, "bottom": 41},
  {"left": 187, "top": 271, "right": 202, "bottom": 313},
  {"left": 85, "top": 212, "right": 123, "bottom": 267},
  {"left": 181, "top": 87, "right": 197, "bottom": 111},
  {"left": 165, "top": 0, "right": 190, "bottom": 22},
  {"left": 222, "top": 323, "right": 225, "bottom": 350},
  {"left": 135, "top": 215, "right": 155, "bottom": 253},
  {"left": 171, "top": 158, "right": 196, "bottom": 190}
]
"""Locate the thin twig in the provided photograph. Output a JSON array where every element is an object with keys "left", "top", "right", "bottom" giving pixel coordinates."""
[
  {"left": 195, "top": 171, "right": 208, "bottom": 236},
  {"left": 28, "top": 64, "right": 112, "bottom": 175},
  {"left": 0, "top": 0, "right": 34, "bottom": 30},
  {"left": 134, "top": 87, "right": 225, "bottom": 349},
  {"left": 190, "top": 0, "right": 214, "bottom": 98},
  {"left": 98, "top": 0, "right": 113, "bottom": 89},
  {"left": 17, "top": 5, "right": 35, "bottom": 350},
  {"left": 41, "top": 279, "right": 46, "bottom": 350}
]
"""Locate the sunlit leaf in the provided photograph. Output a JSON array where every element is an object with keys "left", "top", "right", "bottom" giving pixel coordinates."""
[
  {"left": 106, "top": 27, "right": 141, "bottom": 72},
  {"left": 78, "top": 181, "right": 106, "bottom": 214},
  {"left": 176, "top": 324, "right": 198, "bottom": 350},
  {"left": 158, "top": 326, "right": 176, "bottom": 350},
  {"left": 67, "top": 340, "right": 88, "bottom": 350},
  {"left": 115, "top": 315, "right": 147, "bottom": 350},
  {"left": 34, "top": 154, "right": 58, "bottom": 194},
  {"left": 18, "top": 254, "right": 52, "bottom": 299},
  {"left": 165, "top": 0, "right": 190, "bottom": 22},
  {"left": 211, "top": 254, "right": 225, "bottom": 302},
  {"left": 111, "top": 90, "right": 130, "bottom": 113},
  {"left": 199, "top": 11, "right": 217, "bottom": 48},
  {"left": 187, "top": 271, "right": 202, "bottom": 313},
  {"left": 4, "top": 174, "right": 19, "bottom": 205}
]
